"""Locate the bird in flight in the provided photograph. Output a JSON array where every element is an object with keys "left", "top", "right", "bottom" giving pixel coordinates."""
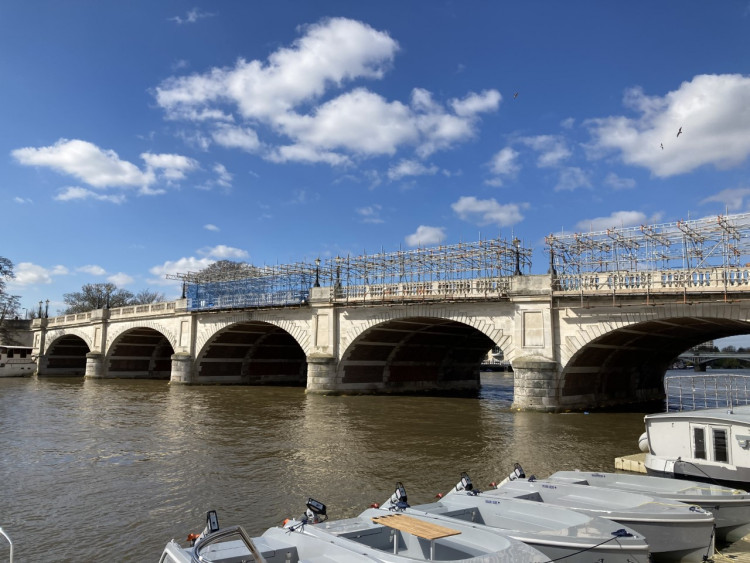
[
  {"left": 514, "top": 92, "right": 519, "bottom": 99},
  {"left": 677, "top": 127, "right": 682, "bottom": 138},
  {"left": 661, "top": 143, "right": 664, "bottom": 150}
]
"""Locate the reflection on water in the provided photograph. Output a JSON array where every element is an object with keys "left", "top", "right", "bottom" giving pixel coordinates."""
[{"left": 0, "top": 372, "right": 647, "bottom": 561}]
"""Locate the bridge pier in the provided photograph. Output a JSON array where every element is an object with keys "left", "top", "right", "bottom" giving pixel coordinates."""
[
  {"left": 305, "top": 353, "right": 338, "bottom": 394},
  {"left": 85, "top": 352, "right": 104, "bottom": 378},
  {"left": 511, "top": 356, "right": 561, "bottom": 412},
  {"left": 170, "top": 353, "right": 194, "bottom": 384}
]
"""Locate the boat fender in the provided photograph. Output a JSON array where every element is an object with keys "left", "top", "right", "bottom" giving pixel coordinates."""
[
  {"left": 187, "top": 533, "right": 200, "bottom": 546},
  {"left": 611, "top": 529, "right": 634, "bottom": 538},
  {"left": 638, "top": 432, "right": 649, "bottom": 453},
  {"left": 370, "top": 503, "right": 380, "bottom": 508}
]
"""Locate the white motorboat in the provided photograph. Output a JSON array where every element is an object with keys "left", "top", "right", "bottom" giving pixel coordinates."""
[
  {"left": 160, "top": 501, "right": 547, "bottom": 563},
  {"left": 549, "top": 470, "right": 750, "bottom": 543},
  {"left": 642, "top": 373, "right": 750, "bottom": 488},
  {"left": 376, "top": 477, "right": 650, "bottom": 563},
  {"left": 0, "top": 345, "right": 34, "bottom": 377},
  {"left": 491, "top": 464, "right": 716, "bottom": 562}
]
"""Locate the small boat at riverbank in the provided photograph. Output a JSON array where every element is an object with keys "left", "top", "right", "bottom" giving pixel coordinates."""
[
  {"left": 375, "top": 477, "right": 650, "bottom": 562},
  {"left": 161, "top": 500, "right": 548, "bottom": 563},
  {"left": 642, "top": 373, "right": 750, "bottom": 488},
  {"left": 548, "top": 470, "right": 750, "bottom": 543},
  {"left": 490, "top": 465, "right": 715, "bottom": 562},
  {"left": 0, "top": 345, "right": 34, "bottom": 377}
]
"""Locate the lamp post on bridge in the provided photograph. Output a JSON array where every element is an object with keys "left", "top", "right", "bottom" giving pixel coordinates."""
[
  {"left": 38, "top": 301, "right": 43, "bottom": 318},
  {"left": 314, "top": 257, "right": 321, "bottom": 288},
  {"left": 513, "top": 237, "right": 522, "bottom": 276},
  {"left": 44, "top": 299, "right": 49, "bottom": 318}
]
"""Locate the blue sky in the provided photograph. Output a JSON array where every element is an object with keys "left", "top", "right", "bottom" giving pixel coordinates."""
[{"left": 3, "top": 1, "right": 750, "bottom": 330}]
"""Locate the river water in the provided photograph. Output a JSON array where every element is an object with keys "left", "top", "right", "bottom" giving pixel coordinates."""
[{"left": 1, "top": 372, "right": 650, "bottom": 562}]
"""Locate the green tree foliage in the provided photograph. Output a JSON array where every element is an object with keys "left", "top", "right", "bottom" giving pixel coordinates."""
[{"left": 62, "top": 283, "right": 165, "bottom": 314}]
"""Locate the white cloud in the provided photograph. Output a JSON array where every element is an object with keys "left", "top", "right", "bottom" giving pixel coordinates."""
[
  {"left": 169, "top": 8, "right": 214, "bottom": 25},
  {"left": 13, "top": 139, "right": 198, "bottom": 199},
  {"left": 587, "top": 74, "right": 750, "bottom": 177},
  {"left": 13, "top": 139, "right": 151, "bottom": 188},
  {"left": 701, "top": 187, "right": 750, "bottom": 211},
  {"left": 451, "top": 90, "right": 501, "bottom": 117},
  {"left": 13, "top": 196, "right": 32, "bottom": 204},
  {"left": 154, "top": 18, "right": 499, "bottom": 165},
  {"left": 213, "top": 163, "right": 233, "bottom": 187},
  {"left": 204, "top": 224, "right": 220, "bottom": 231},
  {"left": 8, "top": 262, "right": 68, "bottom": 287},
  {"left": 54, "top": 186, "right": 126, "bottom": 204},
  {"left": 554, "top": 167, "right": 592, "bottom": 191},
  {"left": 520, "top": 135, "right": 571, "bottom": 168},
  {"left": 451, "top": 196, "right": 528, "bottom": 227},
  {"left": 198, "top": 245, "right": 249, "bottom": 259},
  {"left": 211, "top": 125, "right": 261, "bottom": 152},
  {"left": 148, "top": 256, "right": 216, "bottom": 286},
  {"left": 405, "top": 225, "right": 446, "bottom": 247},
  {"left": 141, "top": 152, "right": 199, "bottom": 181},
  {"left": 108, "top": 272, "right": 134, "bottom": 286},
  {"left": 356, "top": 204, "right": 384, "bottom": 224},
  {"left": 77, "top": 265, "right": 107, "bottom": 276},
  {"left": 603, "top": 172, "right": 636, "bottom": 190},
  {"left": 575, "top": 210, "right": 651, "bottom": 232},
  {"left": 387, "top": 159, "right": 438, "bottom": 180},
  {"left": 487, "top": 147, "right": 520, "bottom": 186}
]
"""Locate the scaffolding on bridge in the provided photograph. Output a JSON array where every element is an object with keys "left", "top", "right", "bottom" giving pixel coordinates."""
[
  {"left": 167, "top": 237, "right": 532, "bottom": 311},
  {"left": 545, "top": 212, "right": 750, "bottom": 277}
]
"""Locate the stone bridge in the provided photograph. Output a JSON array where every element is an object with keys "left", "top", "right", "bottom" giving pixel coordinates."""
[{"left": 30, "top": 268, "right": 750, "bottom": 411}]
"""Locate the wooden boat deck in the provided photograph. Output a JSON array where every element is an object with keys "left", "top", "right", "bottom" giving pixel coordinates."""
[{"left": 371, "top": 514, "right": 461, "bottom": 540}]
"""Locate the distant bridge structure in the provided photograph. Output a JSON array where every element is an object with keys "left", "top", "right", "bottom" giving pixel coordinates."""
[{"left": 30, "top": 212, "right": 750, "bottom": 411}]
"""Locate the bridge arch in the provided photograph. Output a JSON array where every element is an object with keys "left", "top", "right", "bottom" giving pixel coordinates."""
[
  {"left": 106, "top": 326, "right": 175, "bottom": 379},
  {"left": 41, "top": 331, "right": 91, "bottom": 376},
  {"left": 337, "top": 314, "right": 501, "bottom": 394},
  {"left": 194, "top": 319, "right": 307, "bottom": 384},
  {"left": 559, "top": 311, "right": 750, "bottom": 408}
]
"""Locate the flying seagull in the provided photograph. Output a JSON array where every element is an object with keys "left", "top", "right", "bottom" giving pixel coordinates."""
[
  {"left": 660, "top": 143, "right": 664, "bottom": 150},
  {"left": 677, "top": 127, "right": 682, "bottom": 138},
  {"left": 514, "top": 92, "right": 519, "bottom": 99}
]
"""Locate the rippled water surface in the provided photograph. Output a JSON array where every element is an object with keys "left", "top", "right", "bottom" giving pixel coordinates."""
[{"left": 0, "top": 373, "right": 648, "bottom": 561}]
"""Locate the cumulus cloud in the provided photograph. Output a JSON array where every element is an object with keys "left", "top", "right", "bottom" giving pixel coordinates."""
[
  {"left": 13, "top": 139, "right": 151, "bottom": 188},
  {"left": 8, "top": 262, "right": 68, "bottom": 287},
  {"left": 405, "top": 225, "right": 446, "bottom": 247},
  {"left": 587, "top": 74, "right": 750, "bottom": 177},
  {"left": 387, "top": 159, "right": 439, "bottom": 180},
  {"left": 487, "top": 147, "right": 520, "bottom": 186},
  {"left": 198, "top": 244, "right": 249, "bottom": 259},
  {"left": 14, "top": 197, "right": 32, "bottom": 204},
  {"left": 701, "top": 187, "right": 750, "bottom": 211},
  {"left": 12, "top": 139, "right": 199, "bottom": 199},
  {"left": 451, "top": 196, "right": 528, "bottom": 227},
  {"left": 148, "top": 256, "right": 216, "bottom": 286},
  {"left": 520, "top": 135, "right": 571, "bottom": 168},
  {"left": 154, "top": 18, "right": 499, "bottom": 165},
  {"left": 77, "top": 265, "right": 107, "bottom": 276},
  {"left": 204, "top": 224, "right": 220, "bottom": 231},
  {"left": 574, "top": 210, "right": 662, "bottom": 232}
]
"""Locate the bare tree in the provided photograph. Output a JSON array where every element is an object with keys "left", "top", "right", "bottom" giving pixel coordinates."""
[
  {"left": 133, "top": 289, "right": 165, "bottom": 304},
  {"left": 62, "top": 283, "right": 134, "bottom": 314},
  {"left": 0, "top": 257, "right": 21, "bottom": 343}
]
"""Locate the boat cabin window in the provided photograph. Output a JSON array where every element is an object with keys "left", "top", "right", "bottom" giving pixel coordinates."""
[
  {"left": 693, "top": 426, "right": 706, "bottom": 459},
  {"left": 713, "top": 428, "right": 729, "bottom": 463}
]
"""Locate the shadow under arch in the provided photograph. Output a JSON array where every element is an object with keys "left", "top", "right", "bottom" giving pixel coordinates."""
[
  {"left": 194, "top": 320, "right": 306, "bottom": 385},
  {"left": 337, "top": 316, "right": 496, "bottom": 395},
  {"left": 106, "top": 327, "right": 174, "bottom": 379},
  {"left": 42, "top": 334, "right": 90, "bottom": 376},
  {"left": 561, "top": 316, "right": 750, "bottom": 409}
]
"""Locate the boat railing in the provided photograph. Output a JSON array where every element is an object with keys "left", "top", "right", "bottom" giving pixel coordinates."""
[{"left": 664, "top": 374, "right": 750, "bottom": 412}]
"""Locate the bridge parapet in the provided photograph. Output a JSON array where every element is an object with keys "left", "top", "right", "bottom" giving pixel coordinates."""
[
  {"left": 327, "top": 277, "right": 512, "bottom": 303},
  {"left": 554, "top": 267, "right": 750, "bottom": 296},
  {"left": 40, "top": 299, "right": 186, "bottom": 329}
]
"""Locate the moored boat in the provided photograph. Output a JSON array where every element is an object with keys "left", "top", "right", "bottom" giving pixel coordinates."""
[
  {"left": 642, "top": 373, "right": 750, "bottom": 489},
  {"left": 376, "top": 477, "right": 650, "bottom": 562},
  {"left": 548, "top": 469, "right": 750, "bottom": 543},
  {"left": 490, "top": 465, "right": 716, "bottom": 562},
  {"left": 0, "top": 345, "right": 34, "bottom": 377}
]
